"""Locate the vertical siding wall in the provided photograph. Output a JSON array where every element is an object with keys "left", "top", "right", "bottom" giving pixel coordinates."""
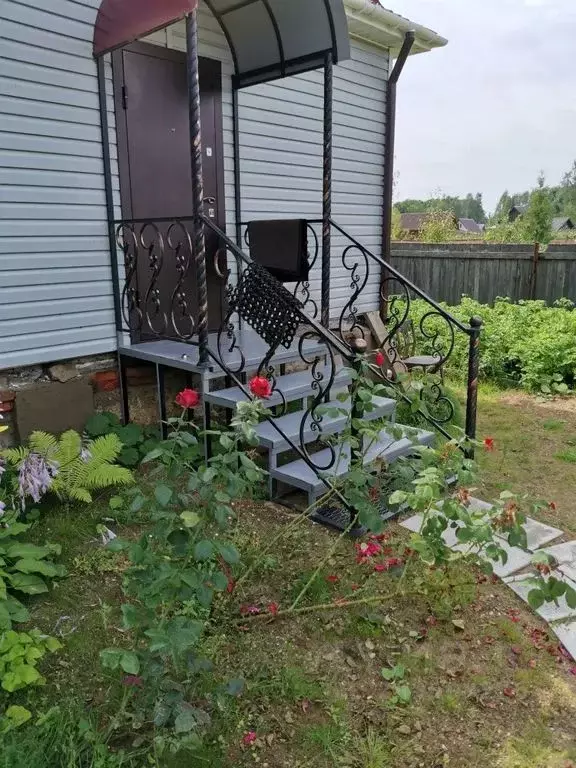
[
  {"left": 0, "top": 0, "right": 389, "bottom": 370},
  {"left": 0, "top": 0, "right": 119, "bottom": 368},
  {"left": 237, "top": 42, "right": 388, "bottom": 322}
]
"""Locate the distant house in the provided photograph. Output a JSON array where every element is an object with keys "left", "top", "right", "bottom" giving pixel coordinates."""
[
  {"left": 552, "top": 217, "right": 575, "bottom": 233},
  {"left": 399, "top": 212, "right": 458, "bottom": 236},
  {"left": 508, "top": 207, "right": 574, "bottom": 234},
  {"left": 458, "top": 218, "right": 484, "bottom": 235},
  {"left": 508, "top": 204, "right": 528, "bottom": 222},
  {"left": 399, "top": 213, "right": 430, "bottom": 235}
]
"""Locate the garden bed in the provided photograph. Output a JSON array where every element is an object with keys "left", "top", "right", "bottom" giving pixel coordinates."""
[{"left": 2, "top": 386, "right": 576, "bottom": 767}]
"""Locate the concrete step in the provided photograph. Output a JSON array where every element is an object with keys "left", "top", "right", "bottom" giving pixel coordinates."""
[
  {"left": 254, "top": 395, "right": 396, "bottom": 454},
  {"left": 271, "top": 424, "right": 435, "bottom": 502},
  {"left": 204, "top": 367, "right": 352, "bottom": 410}
]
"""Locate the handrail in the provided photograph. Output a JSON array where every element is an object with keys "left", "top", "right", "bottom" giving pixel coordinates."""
[
  {"left": 328, "top": 218, "right": 473, "bottom": 335},
  {"left": 198, "top": 213, "right": 355, "bottom": 362},
  {"left": 237, "top": 216, "right": 472, "bottom": 334}
]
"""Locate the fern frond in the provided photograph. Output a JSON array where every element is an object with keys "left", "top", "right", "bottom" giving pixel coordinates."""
[
  {"left": 2, "top": 446, "right": 29, "bottom": 466},
  {"left": 87, "top": 434, "right": 124, "bottom": 464},
  {"left": 84, "top": 465, "right": 133, "bottom": 489},
  {"left": 27, "top": 431, "right": 59, "bottom": 458},
  {"left": 12, "top": 429, "right": 132, "bottom": 506},
  {"left": 54, "top": 431, "right": 82, "bottom": 468},
  {"left": 63, "top": 487, "right": 93, "bottom": 504}
]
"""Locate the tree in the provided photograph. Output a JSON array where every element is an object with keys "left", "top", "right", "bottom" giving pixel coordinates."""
[
  {"left": 523, "top": 173, "right": 553, "bottom": 245},
  {"left": 396, "top": 194, "right": 486, "bottom": 222},
  {"left": 493, "top": 190, "right": 514, "bottom": 223}
]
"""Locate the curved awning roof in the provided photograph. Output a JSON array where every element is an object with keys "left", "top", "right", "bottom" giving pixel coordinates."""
[
  {"left": 93, "top": 0, "right": 198, "bottom": 58},
  {"left": 93, "top": 0, "right": 350, "bottom": 88}
]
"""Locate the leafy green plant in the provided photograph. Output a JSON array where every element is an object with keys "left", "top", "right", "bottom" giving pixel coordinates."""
[
  {"left": 3, "top": 430, "right": 133, "bottom": 505},
  {"left": 0, "top": 514, "right": 65, "bottom": 630},
  {"left": 99, "top": 394, "right": 267, "bottom": 750},
  {"left": 0, "top": 629, "right": 61, "bottom": 693},
  {"left": 381, "top": 664, "right": 412, "bottom": 706},
  {"left": 405, "top": 296, "right": 576, "bottom": 393},
  {"left": 85, "top": 412, "right": 162, "bottom": 468}
]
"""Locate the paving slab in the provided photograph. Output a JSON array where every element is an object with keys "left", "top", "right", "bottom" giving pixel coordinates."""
[
  {"left": 559, "top": 562, "right": 576, "bottom": 583},
  {"left": 400, "top": 514, "right": 461, "bottom": 547},
  {"left": 479, "top": 541, "right": 534, "bottom": 579},
  {"left": 508, "top": 575, "right": 576, "bottom": 623},
  {"left": 551, "top": 620, "right": 576, "bottom": 660},
  {"left": 404, "top": 502, "right": 561, "bottom": 554},
  {"left": 401, "top": 512, "right": 533, "bottom": 576},
  {"left": 542, "top": 540, "right": 576, "bottom": 566},
  {"left": 515, "top": 518, "right": 563, "bottom": 552}
]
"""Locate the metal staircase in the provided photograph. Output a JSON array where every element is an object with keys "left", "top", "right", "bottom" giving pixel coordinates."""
[{"left": 113, "top": 213, "right": 482, "bottom": 533}]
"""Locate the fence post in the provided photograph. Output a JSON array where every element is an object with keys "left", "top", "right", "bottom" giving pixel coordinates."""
[
  {"left": 465, "top": 316, "right": 483, "bottom": 458},
  {"left": 529, "top": 242, "right": 540, "bottom": 299}
]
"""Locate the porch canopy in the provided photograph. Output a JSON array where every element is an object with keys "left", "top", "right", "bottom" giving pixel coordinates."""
[{"left": 93, "top": 0, "right": 351, "bottom": 87}]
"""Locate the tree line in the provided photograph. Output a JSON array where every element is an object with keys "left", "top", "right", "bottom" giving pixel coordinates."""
[{"left": 394, "top": 160, "right": 576, "bottom": 244}]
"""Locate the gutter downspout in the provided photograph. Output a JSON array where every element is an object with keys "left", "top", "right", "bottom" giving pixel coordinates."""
[{"left": 381, "top": 31, "right": 415, "bottom": 273}]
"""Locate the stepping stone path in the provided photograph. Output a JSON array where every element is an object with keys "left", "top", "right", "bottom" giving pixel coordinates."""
[{"left": 400, "top": 499, "right": 576, "bottom": 659}]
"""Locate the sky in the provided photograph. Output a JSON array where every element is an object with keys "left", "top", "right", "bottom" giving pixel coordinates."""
[{"left": 386, "top": 0, "right": 576, "bottom": 214}]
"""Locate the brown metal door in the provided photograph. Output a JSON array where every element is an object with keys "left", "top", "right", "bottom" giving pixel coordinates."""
[{"left": 114, "top": 42, "right": 225, "bottom": 337}]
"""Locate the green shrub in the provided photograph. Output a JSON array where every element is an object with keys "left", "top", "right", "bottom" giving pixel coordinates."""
[
  {"left": 84, "top": 413, "right": 161, "bottom": 468},
  {"left": 406, "top": 297, "right": 576, "bottom": 393}
]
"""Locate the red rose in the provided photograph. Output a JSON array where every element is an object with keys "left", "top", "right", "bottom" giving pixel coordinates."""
[
  {"left": 268, "top": 602, "right": 279, "bottom": 616},
  {"left": 483, "top": 437, "right": 495, "bottom": 452},
  {"left": 242, "top": 731, "right": 257, "bottom": 746},
  {"left": 375, "top": 351, "right": 385, "bottom": 367},
  {"left": 249, "top": 376, "right": 273, "bottom": 399},
  {"left": 175, "top": 388, "right": 200, "bottom": 408}
]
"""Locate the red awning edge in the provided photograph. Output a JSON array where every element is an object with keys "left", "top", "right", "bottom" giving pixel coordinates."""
[{"left": 93, "top": 0, "right": 198, "bottom": 57}]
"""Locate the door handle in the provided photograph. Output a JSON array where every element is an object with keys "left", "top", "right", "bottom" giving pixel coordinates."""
[{"left": 203, "top": 197, "right": 216, "bottom": 218}]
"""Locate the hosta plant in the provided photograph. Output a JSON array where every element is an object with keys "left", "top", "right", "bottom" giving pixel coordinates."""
[
  {"left": 0, "top": 629, "right": 61, "bottom": 693},
  {"left": 0, "top": 509, "right": 65, "bottom": 630}
]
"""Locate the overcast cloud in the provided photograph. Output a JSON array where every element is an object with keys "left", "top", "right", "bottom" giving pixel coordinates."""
[{"left": 386, "top": 0, "right": 576, "bottom": 213}]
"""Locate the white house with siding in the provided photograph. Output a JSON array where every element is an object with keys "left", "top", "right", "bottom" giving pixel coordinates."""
[{"left": 0, "top": 0, "right": 445, "bottom": 372}]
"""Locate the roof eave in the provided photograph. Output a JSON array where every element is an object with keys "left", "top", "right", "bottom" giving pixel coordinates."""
[{"left": 343, "top": 0, "right": 447, "bottom": 55}]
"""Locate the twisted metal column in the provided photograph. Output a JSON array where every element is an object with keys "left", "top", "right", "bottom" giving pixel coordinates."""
[
  {"left": 349, "top": 337, "right": 368, "bottom": 536},
  {"left": 186, "top": 11, "right": 209, "bottom": 365},
  {"left": 321, "top": 52, "right": 333, "bottom": 329},
  {"left": 465, "top": 316, "right": 483, "bottom": 457}
]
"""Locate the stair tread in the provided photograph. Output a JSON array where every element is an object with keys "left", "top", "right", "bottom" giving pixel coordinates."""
[
  {"left": 255, "top": 395, "right": 396, "bottom": 451},
  {"left": 271, "top": 425, "right": 434, "bottom": 493},
  {"left": 204, "top": 367, "right": 351, "bottom": 408}
]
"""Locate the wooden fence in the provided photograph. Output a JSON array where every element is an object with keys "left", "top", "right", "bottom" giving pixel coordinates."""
[{"left": 389, "top": 242, "right": 576, "bottom": 305}]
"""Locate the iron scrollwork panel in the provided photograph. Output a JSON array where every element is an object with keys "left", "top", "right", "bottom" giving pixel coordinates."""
[
  {"left": 338, "top": 243, "right": 370, "bottom": 339},
  {"left": 379, "top": 273, "right": 457, "bottom": 425},
  {"left": 115, "top": 218, "right": 199, "bottom": 341}
]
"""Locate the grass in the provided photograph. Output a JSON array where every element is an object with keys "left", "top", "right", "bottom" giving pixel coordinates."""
[
  {"left": 476, "top": 383, "right": 576, "bottom": 535},
  {"left": 5, "top": 386, "right": 576, "bottom": 766}
]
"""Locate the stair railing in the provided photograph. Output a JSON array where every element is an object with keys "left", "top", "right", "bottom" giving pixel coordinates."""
[{"left": 237, "top": 217, "right": 482, "bottom": 450}]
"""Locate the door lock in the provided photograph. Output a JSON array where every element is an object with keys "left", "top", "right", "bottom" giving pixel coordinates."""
[{"left": 203, "top": 197, "right": 216, "bottom": 219}]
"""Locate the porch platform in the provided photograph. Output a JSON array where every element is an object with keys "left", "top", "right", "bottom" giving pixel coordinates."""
[{"left": 118, "top": 328, "right": 328, "bottom": 380}]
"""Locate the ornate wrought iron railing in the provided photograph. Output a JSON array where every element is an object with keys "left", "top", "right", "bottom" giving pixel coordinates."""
[
  {"left": 114, "top": 216, "right": 199, "bottom": 341},
  {"left": 235, "top": 217, "right": 481, "bottom": 444},
  {"left": 326, "top": 219, "right": 482, "bottom": 445}
]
